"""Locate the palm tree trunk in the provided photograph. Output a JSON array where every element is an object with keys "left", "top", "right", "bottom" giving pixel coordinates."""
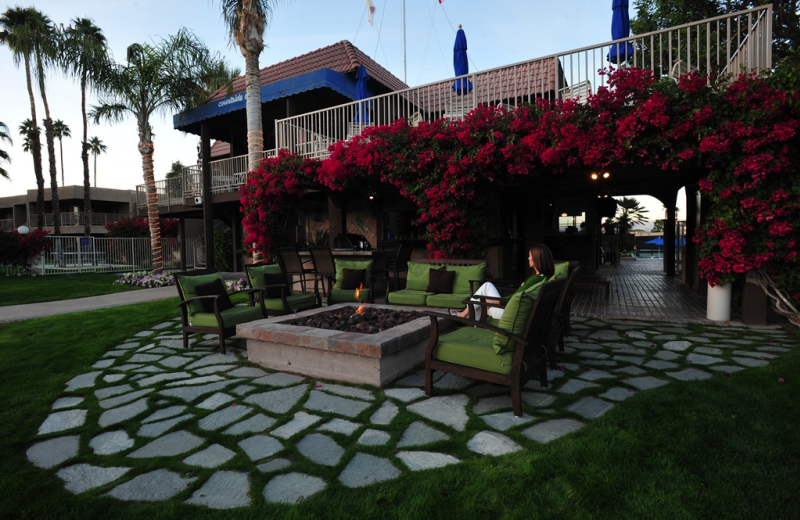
[
  {"left": 138, "top": 122, "right": 162, "bottom": 272},
  {"left": 39, "top": 71, "right": 61, "bottom": 236},
  {"left": 94, "top": 153, "right": 97, "bottom": 188},
  {"left": 81, "top": 77, "right": 91, "bottom": 237},
  {"left": 245, "top": 53, "right": 263, "bottom": 171},
  {"left": 23, "top": 55, "right": 46, "bottom": 231},
  {"left": 58, "top": 136, "right": 64, "bottom": 186}
]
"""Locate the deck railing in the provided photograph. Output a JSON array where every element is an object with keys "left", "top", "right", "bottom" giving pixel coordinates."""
[
  {"left": 44, "top": 212, "right": 126, "bottom": 227},
  {"left": 35, "top": 236, "right": 181, "bottom": 275},
  {"left": 276, "top": 6, "right": 772, "bottom": 159},
  {"left": 0, "top": 219, "right": 14, "bottom": 230}
]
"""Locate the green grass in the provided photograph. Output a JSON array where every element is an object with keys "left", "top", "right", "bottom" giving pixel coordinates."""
[
  {"left": 0, "top": 273, "right": 142, "bottom": 306},
  {"left": 1, "top": 304, "right": 798, "bottom": 519}
]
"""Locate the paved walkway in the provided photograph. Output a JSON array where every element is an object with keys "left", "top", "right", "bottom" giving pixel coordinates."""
[
  {"left": 25, "top": 317, "right": 794, "bottom": 509},
  {"left": 0, "top": 286, "right": 177, "bottom": 323}
]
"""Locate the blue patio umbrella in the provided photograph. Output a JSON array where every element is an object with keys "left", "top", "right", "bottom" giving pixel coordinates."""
[
  {"left": 452, "top": 25, "right": 473, "bottom": 95},
  {"left": 607, "top": 0, "right": 635, "bottom": 64},
  {"left": 354, "top": 63, "right": 370, "bottom": 122},
  {"left": 644, "top": 237, "right": 686, "bottom": 246}
]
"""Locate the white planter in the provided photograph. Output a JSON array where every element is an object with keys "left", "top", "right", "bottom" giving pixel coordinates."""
[{"left": 706, "top": 282, "right": 732, "bottom": 321}]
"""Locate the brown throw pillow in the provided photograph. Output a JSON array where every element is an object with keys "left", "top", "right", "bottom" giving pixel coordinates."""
[
  {"left": 263, "top": 273, "right": 287, "bottom": 299},
  {"left": 427, "top": 268, "right": 456, "bottom": 294},
  {"left": 195, "top": 278, "right": 234, "bottom": 313},
  {"left": 341, "top": 268, "right": 366, "bottom": 290}
]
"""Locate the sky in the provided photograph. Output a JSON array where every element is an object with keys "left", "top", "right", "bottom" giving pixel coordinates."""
[{"left": 0, "top": 0, "right": 684, "bottom": 227}]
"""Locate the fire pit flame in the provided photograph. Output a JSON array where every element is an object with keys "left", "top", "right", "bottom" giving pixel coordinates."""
[{"left": 355, "top": 283, "right": 364, "bottom": 314}]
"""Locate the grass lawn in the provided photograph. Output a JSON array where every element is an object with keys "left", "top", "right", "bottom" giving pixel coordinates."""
[
  {"left": 0, "top": 273, "right": 142, "bottom": 306},
  {"left": 1, "top": 302, "right": 798, "bottom": 519}
]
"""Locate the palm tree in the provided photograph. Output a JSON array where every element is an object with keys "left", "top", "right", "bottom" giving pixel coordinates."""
[
  {"left": 1, "top": 7, "right": 46, "bottom": 229},
  {"left": 63, "top": 17, "right": 107, "bottom": 237},
  {"left": 218, "top": 0, "right": 278, "bottom": 170},
  {"left": 88, "top": 136, "right": 106, "bottom": 188},
  {"left": 18, "top": 119, "right": 38, "bottom": 152},
  {"left": 0, "top": 120, "right": 11, "bottom": 180},
  {"left": 609, "top": 196, "right": 649, "bottom": 252},
  {"left": 91, "top": 29, "right": 223, "bottom": 271},
  {"left": 52, "top": 119, "right": 70, "bottom": 186}
]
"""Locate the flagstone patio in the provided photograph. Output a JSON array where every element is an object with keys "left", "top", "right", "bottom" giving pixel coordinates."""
[{"left": 26, "top": 316, "right": 794, "bottom": 509}]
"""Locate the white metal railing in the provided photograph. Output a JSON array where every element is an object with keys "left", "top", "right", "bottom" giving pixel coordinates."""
[
  {"left": 37, "top": 235, "right": 181, "bottom": 275},
  {"left": 276, "top": 6, "right": 772, "bottom": 159},
  {"left": 136, "top": 150, "right": 277, "bottom": 208},
  {"left": 1, "top": 219, "right": 14, "bottom": 230},
  {"left": 44, "top": 212, "right": 126, "bottom": 227}
]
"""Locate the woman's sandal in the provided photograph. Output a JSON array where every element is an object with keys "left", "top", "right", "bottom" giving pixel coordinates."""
[{"left": 449, "top": 309, "right": 459, "bottom": 317}]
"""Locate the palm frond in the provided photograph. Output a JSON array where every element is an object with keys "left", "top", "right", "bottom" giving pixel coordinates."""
[{"left": 89, "top": 102, "right": 129, "bottom": 124}]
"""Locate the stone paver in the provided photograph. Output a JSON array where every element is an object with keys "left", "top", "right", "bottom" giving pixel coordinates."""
[
  {"left": 27, "top": 435, "right": 80, "bottom": 469},
  {"left": 197, "top": 392, "right": 236, "bottom": 410},
  {"left": 481, "top": 412, "right": 536, "bottom": 431},
  {"left": 238, "top": 435, "right": 283, "bottom": 461},
  {"left": 523, "top": 418, "right": 585, "bottom": 443},
  {"left": 318, "top": 418, "right": 361, "bottom": 436},
  {"left": 625, "top": 376, "right": 669, "bottom": 391},
  {"left": 228, "top": 367, "right": 270, "bottom": 378},
  {"left": 98, "top": 389, "right": 151, "bottom": 410},
  {"left": 667, "top": 368, "right": 713, "bottom": 381},
  {"left": 577, "top": 370, "right": 615, "bottom": 381},
  {"left": 567, "top": 397, "right": 614, "bottom": 419},
  {"left": 183, "top": 444, "right": 237, "bottom": 468},
  {"left": 106, "top": 469, "right": 196, "bottom": 501},
  {"left": 370, "top": 401, "right": 399, "bottom": 425},
  {"left": 65, "top": 371, "right": 102, "bottom": 391},
  {"left": 138, "top": 413, "right": 194, "bottom": 437},
  {"left": 252, "top": 372, "right": 305, "bottom": 387},
  {"left": 338, "top": 453, "right": 400, "bottom": 488},
  {"left": 257, "top": 458, "right": 291, "bottom": 473},
  {"left": 186, "top": 471, "right": 251, "bottom": 509},
  {"left": 358, "top": 429, "right": 391, "bottom": 445},
  {"left": 645, "top": 360, "right": 679, "bottom": 370},
  {"left": 384, "top": 388, "right": 427, "bottom": 402},
  {"left": 397, "top": 421, "right": 449, "bottom": 447},
  {"left": 473, "top": 395, "right": 512, "bottom": 415},
  {"left": 433, "top": 373, "right": 473, "bottom": 390},
  {"left": 521, "top": 392, "right": 556, "bottom": 408},
  {"left": 198, "top": 405, "right": 253, "bottom": 431},
  {"left": 52, "top": 397, "right": 85, "bottom": 410},
  {"left": 316, "top": 383, "right": 375, "bottom": 401},
  {"left": 467, "top": 431, "right": 522, "bottom": 455},
  {"left": 407, "top": 394, "right": 469, "bottom": 431},
  {"left": 732, "top": 357, "right": 770, "bottom": 367},
  {"left": 296, "top": 433, "right": 345, "bottom": 466},
  {"left": 129, "top": 430, "right": 204, "bottom": 458},
  {"left": 224, "top": 413, "right": 277, "bottom": 435},
  {"left": 37, "top": 409, "right": 87, "bottom": 435},
  {"left": 685, "top": 353, "right": 723, "bottom": 365},
  {"left": 556, "top": 379, "right": 599, "bottom": 394},
  {"left": 304, "top": 390, "right": 372, "bottom": 419},
  {"left": 662, "top": 341, "right": 692, "bottom": 352},
  {"left": 89, "top": 431, "right": 134, "bottom": 455},
  {"left": 600, "top": 387, "right": 636, "bottom": 401},
  {"left": 57, "top": 464, "right": 130, "bottom": 494},
  {"left": 142, "top": 405, "right": 187, "bottom": 423},
  {"left": 263, "top": 472, "right": 326, "bottom": 504},
  {"left": 272, "top": 412, "right": 323, "bottom": 439},
  {"left": 244, "top": 385, "right": 308, "bottom": 414},
  {"left": 397, "top": 451, "right": 460, "bottom": 471},
  {"left": 98, "top": 398, "right": 149, "bottom": 428}
]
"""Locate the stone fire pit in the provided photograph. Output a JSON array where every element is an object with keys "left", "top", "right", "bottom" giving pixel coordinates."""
[{"left": 237, "top": 303, "right": 454, "bottom": 387}]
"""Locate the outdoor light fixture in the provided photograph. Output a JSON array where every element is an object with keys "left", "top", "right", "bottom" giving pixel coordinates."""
[
  {"left": 561, "top": 212, "right": 568, "bottom": 217},
  {"left": 603, "top": 172, "right": 610, "bottom": 179},
  {"left": 591, "top": 172, "right": 599, "bottom": 180},
  {"left": 17, "top": 225, "right": 29, "bottom": 235}
]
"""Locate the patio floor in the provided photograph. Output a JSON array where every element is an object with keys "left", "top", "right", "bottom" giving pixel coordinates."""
[{"left": 571, "top": 258, "right": 708, "bottom": 323}]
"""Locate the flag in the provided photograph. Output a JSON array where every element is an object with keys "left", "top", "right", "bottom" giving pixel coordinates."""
[{"left": 367, "top": 0, "right": 376, "bottom": 26}]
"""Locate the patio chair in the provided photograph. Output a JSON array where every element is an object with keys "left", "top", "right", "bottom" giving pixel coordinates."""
[
  {"left": 308, "top": 246, "right": 336, "bottom": 303},
  {"left": 423, "top": 278, "right": 566, "bottom": 416},
  {"left": 276, "top": 247, "right": 316, "bottom": 295},
  {"left": 383, "top": 243, "right": 413, "bottom": 294},
  {"left": 558, "top": 80, "right": 592, "bottom": 104},
  {"left": 244, "top": 262, "right": 321, "bottom": 316},
  {"left": 174, "top": 269, "right": 266, "bottom": 354},
  {"left": 328, "top": 258, "right": 376, "bottom": 305}
]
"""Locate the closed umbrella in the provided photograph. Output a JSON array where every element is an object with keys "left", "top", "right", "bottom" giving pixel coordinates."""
[
  {"left": 354, "top": 63, "right": 370, "bottom": 122},
  {"left": 607, "top": 0, "right": 635, "bottom": 64},
  {"left": 452, "top": 25, "right": 472, "bottom": 95}
]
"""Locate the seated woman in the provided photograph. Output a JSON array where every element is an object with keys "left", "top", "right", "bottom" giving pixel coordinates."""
[{"left": 450, "top": 244, "right": 556, "bottom": 320}]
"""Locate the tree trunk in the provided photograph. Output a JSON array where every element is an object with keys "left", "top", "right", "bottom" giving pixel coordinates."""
[
  {"left": 81, "top": 77, "right": 91, "bottom": 237},
  {"left": 139, "top": 121, "right": 162, "bottom": 272},
  {"left": 244, "top": 52, "right": 263, "bottom": 171},
  {"left": 24, "top": 55, "right": 45, "bottom": 231},
  {"left": 39, "top": 70, "right": 60, "bottom": 236},
  {"left": 58, "top": 137, "right": 64, "bottom": 186},
  {"left": 94, "top": 154, "right": 97, "bottom": 188}
]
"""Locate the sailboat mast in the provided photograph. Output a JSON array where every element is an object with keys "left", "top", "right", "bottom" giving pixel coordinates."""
[{"left": 403, "top": 0, "right": 407, "bottom": 84}]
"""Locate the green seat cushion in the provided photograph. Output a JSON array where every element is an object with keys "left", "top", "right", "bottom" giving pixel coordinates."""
[
  {"left": 177, "top": 272, "right": 225, "bottom": 315},
  {"left": 492, "top": 292, "right": 535, "bottom": 354},
  {"left": 190, "top": 304, "right": 264, "bottom": 328},
  {"left": 425, "top": 293, "right": 471, "bottom": 308},
  {"left": 334, "top": 260, "right": 373, "bottom": 289},
  {"left": 515, "top": 274, "right": 547, "bottom": 295},
  {"left": 434, "top": 328, "right": 514, "bottom": 375},
  {"left": 485, "top": 316, "right": 501, "bottom": 327},
  {"left": 331, "top": 287, "right": 372, "bottom": 303},
  {"left": 447, "top": 263, "right": 486, "bottom": 294},
  {"left": 405, "top": 262, "right": 437, "bottom": 291},
  {"left": 552, "top": 262, "right": 569, "bottom": 280},
  {"left": 387, "top": 289, "right": 431, "bottom": 306},
  {"left": 246, "top": 263, "right": 282, "bottom": 288},
  {"left": 522, "top": 278, "right": 548, "bottom": 300},
  {"left": 263, "top": 293, "right": 318, "bottom": 313}
]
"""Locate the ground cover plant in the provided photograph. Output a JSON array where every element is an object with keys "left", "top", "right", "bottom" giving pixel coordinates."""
[
  {"left": 0, "top": 272, "right": 142, "bottom": 306},
  {"left": 1, "top": 302, "right": 798, "bottom": 520}
]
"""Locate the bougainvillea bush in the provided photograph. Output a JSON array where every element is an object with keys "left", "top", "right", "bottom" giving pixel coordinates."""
[
  {"left": 240, "top": 67, "right": 800, "bottom": 300},
  {"left": 0, "top": 228, "right": 52, "bottom": 267},
  {"left": 105, "top": 216, "right": 178, "bottom": 238}
]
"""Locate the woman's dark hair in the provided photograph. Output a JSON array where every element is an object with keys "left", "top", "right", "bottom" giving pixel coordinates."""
[{"left": 529, "top": 244, "right": 555, "bottom": 278}]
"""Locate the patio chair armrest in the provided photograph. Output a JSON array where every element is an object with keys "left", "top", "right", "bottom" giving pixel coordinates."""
[{"left": 420, "top": 311, "right": 528, "bottom": 346}]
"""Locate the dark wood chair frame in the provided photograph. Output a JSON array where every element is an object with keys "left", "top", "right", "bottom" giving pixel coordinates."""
[
  {"left": 276, "top": 247, "right": 316, "bottom": 295},
  {"left": 175, "top": 269, "right": 267, "bottom": 354},
  {"left": 423, "top": 278, "right": 566, "bottom": 417},
  {"left": 308, "top": 246, "right": 337, "bottom": 303},
  {"left": 244, "top": 263, "right": 322, "bottom": 316},
  {"left": 382, "top": 243, "right": 414, "bottom": 294}
]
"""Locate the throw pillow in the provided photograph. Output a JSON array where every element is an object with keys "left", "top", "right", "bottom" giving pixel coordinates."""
[
  {"left": 262, "top": 273, "right": 287, "bottom": 299},
  {"left": 341, "top": 268, "right": 366, "bottom": 290},
  {"left": 195, "top": 278, "right": 235, "bottom": 313},
  {"left": 427, "top": 268, "right": 456, "bottom": 294},
  {"left": 492, "top": 292, "right": 535, "bottom": 354}
]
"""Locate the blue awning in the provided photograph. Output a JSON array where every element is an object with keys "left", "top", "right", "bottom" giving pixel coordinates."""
[{"left": 173, "top": 68, "right": 371, "bottom": 129}]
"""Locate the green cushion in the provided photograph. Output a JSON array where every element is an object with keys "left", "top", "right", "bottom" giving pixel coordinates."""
[
  {"left": 387, "top": 289, "right": 431, "bottom": 306},
  {"left": 334, "top": 260, "right": 373, "bottom": 289},
  {"left": 406, "top": 262, "right": 436, "bottom": 292},
  {"left": 447, "top": 263, "right": 486, "bottom": 295},
  {"left": 177, "top": 272, "right": 225, "bottom": 316},
  {"left": 262, "top": 293, "right": 318, "bottom": 313},
  {"left": 523, "top": 278, "right": 548, "bottom": 300},
  {"left": 331, "top": 287, "right": 372, "bottom": 303},
  {"left": 246, "top": 263, "right": 282, "bottom": 288},
  {"left": 515, "top": 274, "right": 547, "bottom": 295},
  {"left": 425, "top": 293, "right": 471, "bottom": 308},
  {"left": 492, "top": 292, "right": 535, "bottom": 354},
  {"left": 190, "top": 304, "right": 264, "bottom": 328},
  {"left": 434, "top": 327, "right": 514, "bottom": 375},
  {"left": 552, "top": 262, "right": 569, "bottom": 280},
  {"left": 485, "top": 316, "right": 501, "bottom": 327}
]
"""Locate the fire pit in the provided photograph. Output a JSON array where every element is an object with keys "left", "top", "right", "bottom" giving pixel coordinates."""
[
  {"left": 236, "top": 303, "right": 454, "bottom": 387},
  {"left": 293, "top": 306, "right": 424, "bottom": 334}
]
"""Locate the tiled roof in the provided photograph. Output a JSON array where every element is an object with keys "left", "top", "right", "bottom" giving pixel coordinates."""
[
  {"left": 210, "top": 140, "right": 230, "bottom": 158},
  {"left": 207, "top": 41, "right": 408, "bottom": 103}
]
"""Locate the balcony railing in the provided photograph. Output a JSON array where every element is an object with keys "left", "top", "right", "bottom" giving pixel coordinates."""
[
  {"left": 136, "top": 150, "right": 276, "bottom": 208},
  {"left": 1, "top": 219, "right": 14, "bottom": 231},
  {"left": 276, "top": 6, "right": 772, "bottom": 159},
  {"left": 44, "top": 212, "right": 126, "bottom": 227}
]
